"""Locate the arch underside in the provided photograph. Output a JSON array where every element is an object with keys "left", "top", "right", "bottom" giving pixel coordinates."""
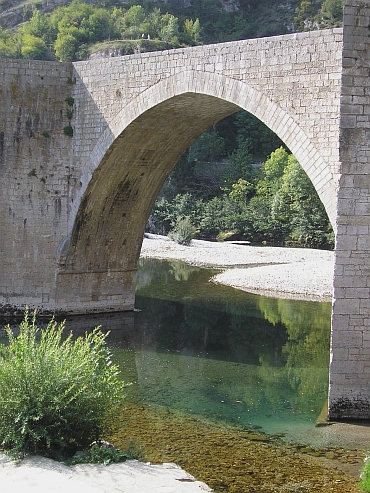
[
  {"left": 57, "top": 72, "right": 338, "bottom": 312},
  {"left": 65, "top": 94, "right": 240, "bottom": 274}
]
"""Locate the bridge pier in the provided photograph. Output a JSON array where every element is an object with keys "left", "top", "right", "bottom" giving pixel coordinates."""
[
  {"left": 328, "top": 0, "right": 370, "bottom": 419},
  {"left": 55, "top": 269, "right": 136, "bottom": 314}
]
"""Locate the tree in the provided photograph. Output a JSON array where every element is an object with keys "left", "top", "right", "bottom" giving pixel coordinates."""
[
  {"left": 55, "top": 33, "right": 79, "bottom": 62},
  {"left": 21, "top": 34, "right": 49, "bottom": 60},
  {"left": 278, "top": 155, "right": 333, "bottom": 247},
  {"left": 233, "top": 111, "right": 284, "bottom": 160},
  {"left": 320, "top": 0, "right": 343, "bottom": 26},
  {"left": 293, "top": 1, "right": 319, "bottom": 31},
  {"left": 228, "top": 178, "right": 255, "bottom": 205},
  {"left": 159, "top": 13, "right": 179, "bottom": 43},
  {"left": 182, "top": 18, "right": 201, "bottom": 45},
  {"left": 82, "top": 9, "right": 119, "bottom": 42},
  {"left": 148, "top": 8, "right": 162, "bottom": 38},
  {"left": 256, "top": 147, "right": 289, "bottom": 197},
  {"left": 21, "top": 11, "right": 53, "bottom": 44},
  {"left": 121, "top": 5, "right": 148, "bottom": 39},
  {"left": 223, "top": 139, "right": 254, "bottom": 189},
  {"left": 0, "top": 28, "right": 21, "bottom": 58},
  {"left": 188, "top": 130, "right": 226, "bottom": 163}
]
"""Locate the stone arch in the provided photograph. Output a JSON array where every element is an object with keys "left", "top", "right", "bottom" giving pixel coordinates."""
[
  {"left": 57, "top": 69, "right": 337, "bottom": 312},
  {"left": 89, "top": 69, "right": 337, "bottom": 227}
]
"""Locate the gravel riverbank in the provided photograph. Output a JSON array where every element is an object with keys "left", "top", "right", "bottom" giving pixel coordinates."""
[{"left": 140, "top": 234, "right": 334, "bottom": 301}]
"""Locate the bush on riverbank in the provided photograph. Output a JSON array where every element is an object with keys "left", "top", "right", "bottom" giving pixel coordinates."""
[
  {"left": 168, "top": 216, "right": 197, "bottom": 245},
  {"left": 361, "top": 456, "right": 370, "bottom": 491},
  {"left": 0, "top": 310, "right": 126, "bottom": 460}
]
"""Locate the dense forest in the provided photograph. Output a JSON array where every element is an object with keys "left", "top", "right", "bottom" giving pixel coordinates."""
[
  {"left": 0, "top": 0, "right": 343, "bottom": 248},
  {"left": 0, "top": 0, "right": 344, "bottom": 61}
]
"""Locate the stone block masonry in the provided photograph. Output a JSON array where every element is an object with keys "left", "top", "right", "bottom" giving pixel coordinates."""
[
  {"left": 0, "top": 59, "right": 74, "bottom": 310},
  {"left": 329, "top": 0, "right": 370, "bottom": 420},
  {"left": 0, "top": 1, "right": 369, "bottom": 419}
]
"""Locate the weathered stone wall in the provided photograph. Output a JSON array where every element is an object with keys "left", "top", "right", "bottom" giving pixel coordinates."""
[
  {"left": 0, "top": 60, "right": 74, "bottom": 310},
  {"left": 329, "top": 0, "right": 370, "bottom": 419}
]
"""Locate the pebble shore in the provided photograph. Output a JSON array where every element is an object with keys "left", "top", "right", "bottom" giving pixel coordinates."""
[{"left": 141, "top": 234, "right": 334, "bottom": 301}]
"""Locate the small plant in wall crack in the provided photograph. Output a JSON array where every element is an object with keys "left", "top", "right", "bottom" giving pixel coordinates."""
[
  {"left": 63, "top": 125, "right": 73, "bottom": 137},
  {"left": 63, "top": 96, "right": 74, "bottom": 137},
  {"left": 27, "top": 168, "right": 37, "bottom": 178}
]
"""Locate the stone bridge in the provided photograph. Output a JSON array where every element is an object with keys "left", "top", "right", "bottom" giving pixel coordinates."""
[{"left": 1, "top": 0, "right": 370, "bottom": 419}]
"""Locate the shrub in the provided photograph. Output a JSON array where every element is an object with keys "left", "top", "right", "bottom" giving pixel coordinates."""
[
  {"left": 168, "top": 216, "right": 197, "bottom": 245},
  {"left": 63, "top": 125, "right": 73, "bottom": 137},
  {"left": 67, "top": 438, "right": 145, "bottom": 465},
  {"left": 361, "top": 455, "right": 370, "bottom": 492},
  {"left": 0, "top": 310, "right": 126, "bottom": 460}
]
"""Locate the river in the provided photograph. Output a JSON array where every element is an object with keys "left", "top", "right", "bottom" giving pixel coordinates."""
[{"left": 0, "top": 257, "right": 366, "bottom": 492}]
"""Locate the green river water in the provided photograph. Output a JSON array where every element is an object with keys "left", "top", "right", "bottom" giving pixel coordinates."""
[{"left": 2, "top": 258, "right": 366, "bottom": 492}]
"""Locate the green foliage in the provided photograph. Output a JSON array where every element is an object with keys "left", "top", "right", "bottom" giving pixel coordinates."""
[
  {"left": 0, "top": 0, "right": 340, "bottom": 61},
  {"left": 63, "top": 125, "right": 73, "bottom": 136},
  {"left": 222, "top": 140, "right": 254, "bottom": 189},
  {"left": 188, "top": 130, "right": 226, "bottom": 163},
  {"left": 21, "top": 10, "right": 54, "bottom": 44},
  {"left": 361, "top": 456, "right": 370, "bottom": 492},
  {"left": 278, "top": 156, "right": 333, "bottom": 247},
  {"left": 293, "top": 1, "right": 319, "bottom": 31},
  {"left": 168, "top": 216, "right": 197, "bottom": 245},
  {"left": 55, "top": 33, "right": 79, "bottom": 61},
  {"left": 159, "top": 13, "right": 179, "bottom": 43},
  {"left": 120, "top": 5, "right": 147, "bottom": 39},
  {"left": 67, "top": 437, "right": 145, "bottom": 466},
  {"left": 233, "top": 111, "right": 285, "bottom": 160},
  {"left": 0, "top": 2, "right": 200, "bottom": 61},
  {"left": 293, "top": 0, "right": 342, "bottom": 31},
  {"left": 21, "top": 34, "right": 49, "bottom": 60},
  {"left": 228, "top": 178, "right": 255, "bottom": 205},
  {"left": 149, "top": 141, "right": 334, "bottom": 248},
  {"left": 0, "top": 27, "right": 21, "bottom": 58},
  {"left": 182, "top": 18, "right": 201, "bottom": 45},
  {"left": 67, "top": 440, "right": 139, "bottom": 465},
  {"left": 0, "top": 310, "right": 126, "bottom": 459},
  {"left": 320, "top": 0, "right": 343, "bottom": 26}
]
